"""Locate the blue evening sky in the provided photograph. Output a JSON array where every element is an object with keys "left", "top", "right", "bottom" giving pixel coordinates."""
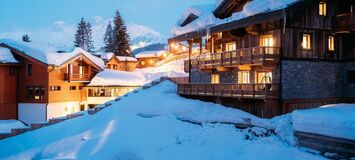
[{"left": 0, "top": 0, "right": 215, "bottom": 35}]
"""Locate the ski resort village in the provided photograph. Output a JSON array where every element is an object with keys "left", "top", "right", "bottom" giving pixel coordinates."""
[{"left": 0, "top": 0, "right": 355, "bottom": 159}]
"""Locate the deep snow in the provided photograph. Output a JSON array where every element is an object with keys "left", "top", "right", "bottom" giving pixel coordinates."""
[
  {"left": 0, "top": 81, "right": 325, "bottom": 160},
  {"left": 88, "top": 69, "right": 145, "bottom": 87},
  {"left": 0, "top": 120, "right": 27, "bottom": 134}
]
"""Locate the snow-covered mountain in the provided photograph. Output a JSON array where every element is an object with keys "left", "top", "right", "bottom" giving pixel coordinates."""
[{"left": 0, "top": 19, "right": 167, "bottom": 52}]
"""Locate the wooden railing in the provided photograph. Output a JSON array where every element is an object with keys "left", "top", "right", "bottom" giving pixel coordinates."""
[
  {"left": 333, "top": 12, "right": 355, "bottom": 32},
  {"left": 178, "top": 83, "right": 279, "bottom": 99},
  {"left": 191, "top": 47, "right": 280, "bottom": 69},
  {"left": 64, "top": 73, "right": 91, "bottom": 82}
]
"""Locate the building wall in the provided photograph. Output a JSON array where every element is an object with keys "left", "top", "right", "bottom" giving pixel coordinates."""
[
  {"left": 18, "top": 103, "right": 47, "bottom": 124},
  {"left": 281, "top": 60, "right": 349, "bottom": 100},
  {"left": 106, "top": 58, "right": 137, "bottom": 72},
  {"left": 0, "top": 65, "right": 18, "bottom": 119},
  {"left": 48, "top": 67, "right": 88, "bottom": 103},
  {"left": 344, "top": 62, "right": 355, "bottom": 98},
  {"left": 47, "top": 101, "right": 84, "bottom": 120}
]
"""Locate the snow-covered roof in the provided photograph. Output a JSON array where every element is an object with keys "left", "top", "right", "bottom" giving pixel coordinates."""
[
  {"left": 0, "top": 47, "right": 19, "bottom": 64},
  {"left": 215, "top": 0, "right": 302, "bottom": 25},
  {"left": 117, "top": 56, "right": 137, "bottom": 62},
  {"left": 135, "top": 50, "right": 166, "bottom": 59},
  {"left": 100, "top": 52, "right": 115, "bottom": 60},
  {"left": 0, "top": 39, "right": 104, "bottom": 68},
  {"left": 171, "top": 4, "right": 216, "bottom": 36},
  {"left": 88, "top": 69, "right": 145, "bottom": 87}
]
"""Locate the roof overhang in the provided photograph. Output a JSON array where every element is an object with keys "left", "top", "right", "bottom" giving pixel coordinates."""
[
  {"left": 214, "top": 0, "right": 250, "bottom": 19},
  {"left": 211, "top": 9, "right": 286, "bottom": 34},
  {"left": 168, "top": 29, "right": 207, "bottom": 43}
]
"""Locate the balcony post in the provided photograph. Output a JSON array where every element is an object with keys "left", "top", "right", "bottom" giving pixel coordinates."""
[{"left": 188, "top": 40, "right": 193, "bottom": 83}]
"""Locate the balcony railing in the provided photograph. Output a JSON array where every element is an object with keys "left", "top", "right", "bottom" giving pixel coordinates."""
[
  {"left": 333, "top": 12, "right": 355, "bottom": 32},
  {"left": 178, "top": 83, "right": 279, "bottom": 99},
  {"left": 64, "top": 73, "right": 91, "bottom": 82},
  {"left": 198, "top": 47, "right": 280, "bottom": 69}
]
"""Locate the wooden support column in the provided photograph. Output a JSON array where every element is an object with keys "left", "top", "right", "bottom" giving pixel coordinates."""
[
  {"left": 199, "top": 38, "right": 203, "bottom": 55},
  {"left": 188, "top": 40, "right": 193, "bottom": 83}
]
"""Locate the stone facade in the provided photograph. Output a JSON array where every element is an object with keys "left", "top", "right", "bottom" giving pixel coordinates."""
[
  {"left": 344, "top": 62, "right": 355, "bottom": 98},
  {"left": 281, "top": 60, "right": 354, "bottom": 100}
]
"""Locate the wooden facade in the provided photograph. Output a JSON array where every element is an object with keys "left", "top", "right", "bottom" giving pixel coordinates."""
[
  {"left": 171, "top": 0, "right": 355, "bottom": 118},
  {"left": 105, "top": 56, "right": 137, "bottom": 72},
  {"left": 0, "top": 43, "right": 103, "bottom": 122}
]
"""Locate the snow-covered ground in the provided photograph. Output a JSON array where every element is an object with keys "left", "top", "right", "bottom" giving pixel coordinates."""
[
  {"left": 135, "top": 59, "right": 188, "bottom": 84},
  {"left": 0, "top": 120, "right": 27, "bottom": 134},
  {"left": 293, "top": 104, "right": 355, "bottom": 140},
  {"left": 0, "top": 81, "right": 326, "bottom": 160}
]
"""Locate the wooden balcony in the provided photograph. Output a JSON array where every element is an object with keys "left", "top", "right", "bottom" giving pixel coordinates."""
[
  {"left": 64, "top": 73, "right": 91, "bottom": 82},
  {"left": 178, "top": 83, "right": 279, "bottom": 100},
  {"left": 333, "top": 12, "right": 355, "bottom": 33},
  {"left": 198, "top": 47, "right": 280, "bottom": 70}
]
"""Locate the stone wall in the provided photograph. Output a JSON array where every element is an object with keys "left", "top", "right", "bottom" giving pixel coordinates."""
[
  {"left": 345, "top": 62, "right": 355, "bottom": 98},
  {"left": 281, "top": 60, "right": 354, "bottom": 100}
]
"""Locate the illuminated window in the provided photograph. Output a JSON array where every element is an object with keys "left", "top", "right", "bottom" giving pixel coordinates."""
[
  {"left": 211, "top": 74, "right": 220, "bottom": 84},
  {"left": 226, "top": 42, "right": 236, "bottom": 51},
  {"left": 50, "top": 86, "right": 61, "bottom": 91},
  {"left": 319, "top": 2, "right": 327, "bottom": 16},
  {"left": 261, "top": 35, "right": 274, "bottom": 54},
  {"left": 328, "top": 36, "right": 335, "bottom": 51},
  {"left": 27, "top": 86, "right": 44, "bottom": 100},
  {"left": 238, "top": 71, "right": 250, "bottom": 84},
  {"left": 70, "top": 86, "right": 76, "bottom": 90},
  {"left": 257, "top": 72, "right": 272, "bottom": 84},
  {"left": 141, "top": 61, "right": 146, "bottom": 65},
  {"left": 302, "top": 34, "right": 311, "bottom": 50}
]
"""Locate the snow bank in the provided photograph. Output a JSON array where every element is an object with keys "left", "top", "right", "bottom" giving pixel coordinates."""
[
  {"left": 0, "top": 120, "right": 27, "bottom": 134},
  {"left": 292, "top": 104, "right": 355, "bottom": 140},
  {"left": 135, "top": 50, "right": 166, "bottom": 59},
  {"left": 88, "top": 69, "right": 145, "bottom": 86},
  {"left": 171, "top": 4, "right": 216, "bottom": 36},
  {"left": 0, "top": 47, "right": 19, "bottom": 63},
  {"left": 135, "top": 59, "right": 188, "bottom": 84},
  {"left": 0, "top": 81, "right": 324, "bottom": 160}
]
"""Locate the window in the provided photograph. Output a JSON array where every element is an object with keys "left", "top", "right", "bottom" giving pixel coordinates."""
[
  {"left": 27, "top": 86, "right": 44, "bottom": 100},
  {"left": 50, "top": 86, "right": 61, "bottom": 91},
  {"left": 238, "top": 71, "right": 250, "bottom": 84},
  {"left": 319, "top": 2, "right": 327, "bottom": 16},
  {"left": 328, "top": 36, "right": 335, "bottom": 51},
  {"left": 141, "top": 61, "right": 146, "bottom": 65},
  {"left": 70, "top": 86, "right": 76, "bottom": 90},
  {"left": 9, "top": 67, "right": 16, "bottom": 76},
  {"left": 226, "top": 42, "right": 236, "bottom": 51},
  {"left": 79, "top": 86, "right": 83, "bottom": 90},
  {"left": 348, "top": 70, "right": 355, "bottom": 83},
  {"left": 256, "top": 72, "right": 273, "bottom": 84},
  {"left": 261, "top": 35, "right": 274, "bottom": 54},
  {"left": 302, "top": 34, "right": 311, "bottom": 50},
  {"left": 26, "top": 64, "right": 33, "bottom": 76},
  {"left": 211, "top": 74, "right": 220, "bottom": 84}
]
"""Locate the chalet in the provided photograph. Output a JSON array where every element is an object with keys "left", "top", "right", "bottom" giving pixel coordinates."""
[
  {"left": 102, "top": 53, "right": 138, "bottom": 72},
  {"left": 85, "top": 69, "right": 144, "bottom": 108},
  {"left": 0, "top": 39, "right": 105, "bottom": 124},
  {"left": 135, "top": 50, "right": 169, "bottom": 68},
  {"left": 169, "top": 0, "right": 355, "bottom": 118}
]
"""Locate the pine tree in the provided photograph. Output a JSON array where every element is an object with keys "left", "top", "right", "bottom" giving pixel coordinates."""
[
  {"left": 22, "top": 34, "right": 31, "bottom": 42},
  {"left": 86, "top": 22, "right": 95, "bottom": 52},
  {"left": 74, "top": 18, "right": 95, "bottom": 52},
  {"left": 74, "top": 18, "right": 87, "bottom": 50},
  {"left": 113, "top": 10, "right": 131, "bottom": 56},
  {"left": 103, "top": 21, "right": 114, "bottom": 52}
]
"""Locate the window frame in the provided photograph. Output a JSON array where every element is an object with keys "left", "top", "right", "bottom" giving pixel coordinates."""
[
  {"left": 328, "top": 36, "right": 335, "bottom": 51},
  {"left": 238, "top": 71, "right": 250, "bottom": 84},
  {"left": 27, "top": 86, "right": 45, "bottom": 100},
  {"left": 70, "top": 86, "right": 77, "bottom": 91},
  {"left": 26, "top": 63, "right": 33, "bottom": 76},
  {"left": 302, "top": 34, "right": 312, "bottom": 50},
  {"left": 319, "top": 1, "right": 327, "bottom": 16},
  {"left": 211, "top": 73, "right": 220, "bottom": 84}
]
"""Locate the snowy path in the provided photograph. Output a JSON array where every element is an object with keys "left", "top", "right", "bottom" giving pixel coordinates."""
[{"left": 0, "top": 82, "right": 325, "bottom": 160}]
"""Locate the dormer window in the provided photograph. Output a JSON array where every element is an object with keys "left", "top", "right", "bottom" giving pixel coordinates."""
[{"left": 319, "top": 1, "right": 327, "bottom": 16}]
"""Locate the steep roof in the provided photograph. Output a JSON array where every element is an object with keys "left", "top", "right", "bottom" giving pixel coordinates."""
[
  {"left": 0, "top": 39, "right": 105, "bottom": 69},
  {"left": 171, "top": 4, "right": 216, "bottom": 36},
  {"left": 0, "top": 47, "right": 19, "bottom": 64}
]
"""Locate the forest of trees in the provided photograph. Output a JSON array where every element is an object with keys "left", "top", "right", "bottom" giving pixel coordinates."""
[{"left": 74, "top": 10, "right": 131, "bottom": 56}]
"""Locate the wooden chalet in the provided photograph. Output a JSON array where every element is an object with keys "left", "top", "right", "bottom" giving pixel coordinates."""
[
  {"left": 169, "top": 0, "right": 355, "bottom": 118},
  {"left": 135, "top": 50, "right": 169, "bottom": 68},
  {"left": 105, "top": 55, "right": 137, "bottom": 72},
  {"left": 0, "top": 40, "right": 104, "bottom": 124}
]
